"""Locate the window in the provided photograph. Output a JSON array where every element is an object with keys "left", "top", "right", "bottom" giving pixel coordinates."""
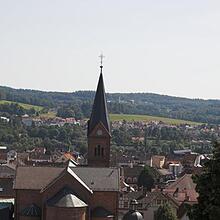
[
  {"left": 95, "top": 145, "right": 102, "bottom": 157},
  {"left": 124, "top": 201, "right": 129, "bottom": 208},
  {"left": 119, "top": 199, "right": 124, "bottom": 208},
  {"left": 97, "top": 145, "right": 101, "bottom": 156}
]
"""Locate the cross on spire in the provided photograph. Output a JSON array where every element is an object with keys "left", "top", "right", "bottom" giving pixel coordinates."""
[{"left": 99, "top": 53, "right": 105, "bottom": 73}]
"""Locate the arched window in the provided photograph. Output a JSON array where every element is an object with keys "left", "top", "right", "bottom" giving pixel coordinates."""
[{"left": 97, "top": 145, "right": 101, "bottom": 156}]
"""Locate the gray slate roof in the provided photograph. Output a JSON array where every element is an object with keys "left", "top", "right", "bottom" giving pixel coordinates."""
[
  {"left": 14, "top": 166, "right": 64, "bottom": 190},
  {"left": 88, "top": 73, "right": 110, "bottom": 135},
  {"left": 47, "top": 187, "right": 87, "bottom": 208},
  {"left": 14, "top": 166, "right": 120, "bottom": 192},
  {"left": 71, "top": 167, "right": 120, "bottom": 191}
]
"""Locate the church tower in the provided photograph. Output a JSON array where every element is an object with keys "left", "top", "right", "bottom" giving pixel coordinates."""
[{"left": 87, "top": 56, "right": 111, "bottom": 167}]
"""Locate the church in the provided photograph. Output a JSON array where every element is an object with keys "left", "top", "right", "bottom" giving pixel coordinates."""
[{"left": 14, "top": 62, "right": 121, "bottom": 220}]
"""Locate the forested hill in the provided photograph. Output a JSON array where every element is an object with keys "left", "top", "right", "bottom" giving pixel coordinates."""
[{"left": 0, "top": 85, "right": 220, "bottom": 124}]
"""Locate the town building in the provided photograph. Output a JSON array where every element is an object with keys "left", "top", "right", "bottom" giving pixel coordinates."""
[
  {"left": 0, "top": 146, "right": 8, "bottom": 164},
  {"left": 13, "top": 61, "right": 121, "bottom": 220},
  {"left": 0, "top": 164, "right": 16, "bottom": 220},
  {"left": 151, "top": 155, "right": 165, "bottom": 169}
]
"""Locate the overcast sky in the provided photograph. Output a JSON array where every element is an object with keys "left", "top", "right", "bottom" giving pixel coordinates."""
[{"left": 0, "top": 0, "right": 220, "bottom": 99}]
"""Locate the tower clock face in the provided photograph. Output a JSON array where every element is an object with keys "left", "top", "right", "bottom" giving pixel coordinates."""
[{"left": 96, "top": 129, "right": 103, "bottom": 136}]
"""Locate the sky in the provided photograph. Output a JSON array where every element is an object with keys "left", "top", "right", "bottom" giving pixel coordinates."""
[{"left": 0, "top": 0, "right": 220, "bottom": 99}]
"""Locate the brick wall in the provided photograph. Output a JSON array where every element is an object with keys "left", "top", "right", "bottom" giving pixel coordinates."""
[
  {"left": 91, "top": 191, "right": 118, "bottom": 218},
  {"left": 41, "top": 171, "right": 91, "bottom": 204},
  {"left": 88, "top": 123, "right": 111, "bottom": 167},
  {"left": 15, "top": 170, "right": 119, "bottom": 220},
  {"left": 45, "top": 206, "right": 86, "bottom": 220},
  {"left": 15, "top": 190, "right": 41, "bottom": 220}
]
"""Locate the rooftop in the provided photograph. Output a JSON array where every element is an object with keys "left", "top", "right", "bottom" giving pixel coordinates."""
[
  {"left": 71, "top": 167, "right": 120, "bottom": 191},
  {"left": 14, "top": 165, "right": 120, "bottom": 192}
]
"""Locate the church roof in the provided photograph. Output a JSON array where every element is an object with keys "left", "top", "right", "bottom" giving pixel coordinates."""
[
  {"left": 88, "top": 73, "right": 110, "bottom": 135},
  {"left": 47, "top": 187, "right": 88, "bottom": 208},
  {"left": 14, "top": 166, "right": 120, "bottom": 192},
  {"left": 71, "top": 167, "right": 120, "bottom": 191},
  {"left": 14, "top": 166, "right": 64, "bottom": 190}
]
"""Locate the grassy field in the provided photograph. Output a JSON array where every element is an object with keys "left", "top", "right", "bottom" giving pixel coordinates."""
[
  {"left": 39, "top": 111, "right": 57, "bottom": 118},
  {"left": 0, "top": 100, "right": 44, "bottom": 111},
  {"left": 110, "top": 113, "right": 201, "bottom": 125},
  {"left": 0, "top": 100, "right": 201, "bottom": 125}
]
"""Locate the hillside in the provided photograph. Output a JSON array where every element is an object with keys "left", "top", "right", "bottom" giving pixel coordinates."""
[
  {"left": 0, "top": 85, "right": 220, "bottom": 124},
  {"left": 0, "top": 100, "right": 43, "bottom": 111},
  {"left": 109, "top": 114, "right": 201, "bottom": 125}
]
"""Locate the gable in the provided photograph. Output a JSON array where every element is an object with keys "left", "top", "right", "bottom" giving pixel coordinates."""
[
  {"left": 39, "top": 167, "right": 93, "bottom": 206},
  {"left": 88, "top": 122, "right": 111, "bottom": 138}
]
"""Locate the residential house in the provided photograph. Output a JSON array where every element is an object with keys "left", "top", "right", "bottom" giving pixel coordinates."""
[
  {"left": 118, "top": 190, "right": 179, "bottom": 220},
  {"left": 151, "top": 155, "right": 165, "bottom": 169},
  {"left": 0, "top": 146, "right": 8, "bottom": 164}
]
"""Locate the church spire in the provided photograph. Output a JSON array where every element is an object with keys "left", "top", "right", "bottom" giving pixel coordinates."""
[
  {"left": 87, "top": 55, "right": 111, "bottom": 167},
  {"left": 88, "top": 54, "right": 110, "bottom": 136}
]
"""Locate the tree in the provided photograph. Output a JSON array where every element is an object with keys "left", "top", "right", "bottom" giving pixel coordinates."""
[
  {"left": 155, "top": 203, "right": 178, "bottom": 220},
  {"left": 112, "top": 127, "right": 131, "bottom": 146},
  {"left": 57, "top": 107, "right": 75, "bottom": 118},
  {"left": 137, "top": 166, "right": 155, "bottom": 191},
  {"left": 189, "top": 141, "right": 220, "bottom": 220}
]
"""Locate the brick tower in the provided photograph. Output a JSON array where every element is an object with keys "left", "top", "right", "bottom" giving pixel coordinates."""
[{"left": 87, "top": 57, "right": 111, "bottom": 167}]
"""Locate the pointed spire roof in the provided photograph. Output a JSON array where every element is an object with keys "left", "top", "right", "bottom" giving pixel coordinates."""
[{"left": 88, "top": 72, "right": 110, "bottom": 135}]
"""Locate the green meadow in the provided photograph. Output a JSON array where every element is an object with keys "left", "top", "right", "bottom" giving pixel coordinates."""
[
  {"left": 0, "top": 100, "right": 43, "bottom": 111},
  {"left": 110, "top": 113, "right": 201, "bottom": 125}
]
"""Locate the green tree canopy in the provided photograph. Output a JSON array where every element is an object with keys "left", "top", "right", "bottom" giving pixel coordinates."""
[
  {"left": 155, "top": 203, "right": 178, "bottom": 220},
  {"left": 137, "top": 166, "right": 155, "bottom": 191},
  {"left": 189, "top": 141, "right": 220, "bottom": 220}
]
